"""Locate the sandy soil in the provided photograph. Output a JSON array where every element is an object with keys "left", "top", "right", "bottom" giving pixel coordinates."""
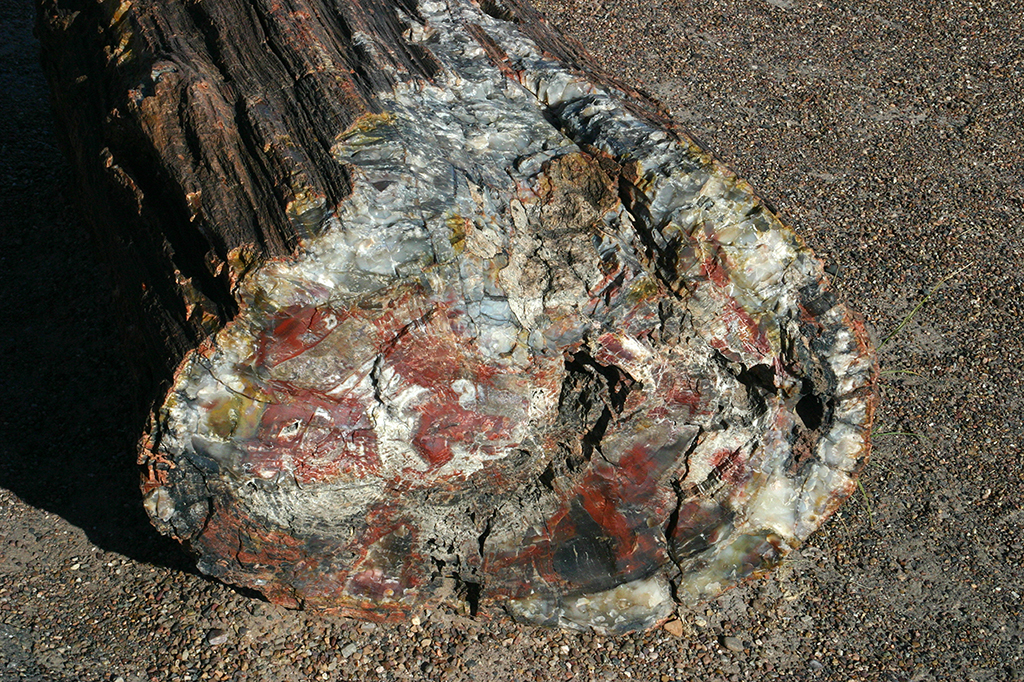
[{"left": 1, "top": 0, "right": 1022, "bottom": 680}]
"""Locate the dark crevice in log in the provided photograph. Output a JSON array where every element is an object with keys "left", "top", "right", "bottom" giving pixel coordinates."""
[
  {"left": 538, "top": 461, "right": 557, "bottom": 492},
  {"left": 733, "top": 362, "right": 778, "bottom": 417},
  {"left": 479, "top": 0, "right": 519, "bottom": 24},
  {"left": 464, "top": 580, "right": 482, "bottom": 616},
  {"left": 796, "top": 382, "right": 827, "bottom": 432},
  {"left": 557, "top": 351, "right": 625, "bottom": 480}
]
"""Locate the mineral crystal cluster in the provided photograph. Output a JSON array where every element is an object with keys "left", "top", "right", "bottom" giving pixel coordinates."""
[{"left": 140, "top": 0, "right": 876, "bottom": 633}]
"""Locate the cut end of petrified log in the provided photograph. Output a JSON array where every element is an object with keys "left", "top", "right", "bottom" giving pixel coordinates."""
[{"left": 133, "top": 0, "right": 876, "bottom": 634}]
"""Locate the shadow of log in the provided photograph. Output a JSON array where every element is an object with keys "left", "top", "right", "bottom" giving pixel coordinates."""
[{"left": 0, "top": 0, "right": 193, "bottom": 574}]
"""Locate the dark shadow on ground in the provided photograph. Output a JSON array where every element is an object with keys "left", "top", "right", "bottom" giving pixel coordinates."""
[{"left": 0, "top": 0, "right": 196, "bottom": 574}]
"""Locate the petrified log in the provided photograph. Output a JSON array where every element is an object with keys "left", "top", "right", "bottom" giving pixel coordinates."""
[{"left": 38, "top": 0, "right": 876, "bottom": 633}]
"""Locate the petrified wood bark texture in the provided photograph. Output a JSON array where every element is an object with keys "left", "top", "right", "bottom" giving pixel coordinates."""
[{"left": 38, "top": 0, "right": 877, "bottom": 633}]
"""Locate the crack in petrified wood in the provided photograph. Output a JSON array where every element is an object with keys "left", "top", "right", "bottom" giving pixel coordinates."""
[{"left": 113, "top": 0, "right": 879, "bottom": 633}]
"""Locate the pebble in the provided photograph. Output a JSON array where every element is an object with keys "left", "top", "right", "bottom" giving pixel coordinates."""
[
  {"left": 662, "top": 620, "right": 685, "bottom": 638},
  {"left": 720, "top": 636, "right": 744, "bottom": 653},
  {"left": 206, "top": 629, "right": 229, "bottom": 646}
]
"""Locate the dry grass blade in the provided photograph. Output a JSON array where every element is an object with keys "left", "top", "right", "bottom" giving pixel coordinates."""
[{"left": 879, "top": 263, "right": 972, "bottom": 349}]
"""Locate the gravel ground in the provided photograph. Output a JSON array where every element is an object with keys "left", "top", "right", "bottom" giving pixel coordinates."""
[{"left": 2, "top": 0, "right": 1022, "bottom": 680}]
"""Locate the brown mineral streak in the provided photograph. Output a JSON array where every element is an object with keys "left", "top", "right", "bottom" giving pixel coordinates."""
[{"left": 39, "top": 0, "right": 876, "bottom": 634}]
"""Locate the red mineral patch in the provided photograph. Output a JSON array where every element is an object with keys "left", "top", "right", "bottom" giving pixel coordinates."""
[
  {"left": 257, "top": 304, "right": 350, "bottom": 368},
  {"left": 246, "top": 390, "right": 379, "bottom": 483}
]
